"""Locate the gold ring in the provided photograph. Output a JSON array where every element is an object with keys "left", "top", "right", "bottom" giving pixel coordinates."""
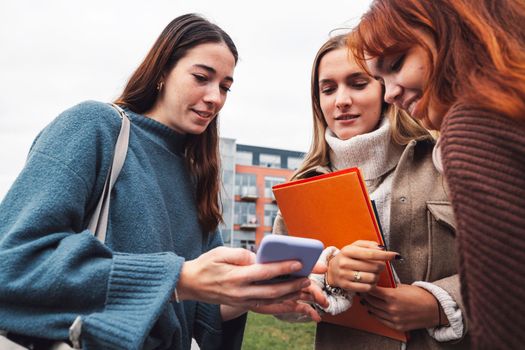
[{"left": 353, "top": 271, "right": 362, "bottom": 282}]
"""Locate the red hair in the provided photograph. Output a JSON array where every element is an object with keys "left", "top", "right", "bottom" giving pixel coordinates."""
[{"left": 352, "top": 0, "right": 525, "bottom": 122}]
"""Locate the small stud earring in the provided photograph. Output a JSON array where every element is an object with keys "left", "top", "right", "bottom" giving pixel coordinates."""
[{"left": 156, "top": 81, "right": 164, "bottom": 91}]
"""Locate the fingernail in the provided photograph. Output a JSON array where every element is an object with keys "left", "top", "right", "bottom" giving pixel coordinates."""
[
  {"left": 377, "top": 245, "right": 386, "bottom": 250},
  {"left": 395, "top": 254, "right": 404, "bottom": 260},
  {"left": 291, "top": 262, "right": 302, "bottom": 272}
]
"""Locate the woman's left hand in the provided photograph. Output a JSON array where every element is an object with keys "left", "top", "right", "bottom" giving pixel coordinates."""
[{"left": 362, "top": 284, "right": 439, "bottom": 331}]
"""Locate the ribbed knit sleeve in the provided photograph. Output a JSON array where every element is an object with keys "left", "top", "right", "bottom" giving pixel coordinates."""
[
  {"left": 440, "top": 105, "right": 525, "bottom": 349},
  {"left": 82, "top": 253, "right": 183, "bottom": 350}
]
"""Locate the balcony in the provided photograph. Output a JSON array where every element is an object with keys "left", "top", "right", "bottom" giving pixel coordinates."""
[
  {"left": 239, "top": 187, "right": 258, "bottom": 201},
  {"left": 239, "top": 216, "right": 258, "bottom": 230}
]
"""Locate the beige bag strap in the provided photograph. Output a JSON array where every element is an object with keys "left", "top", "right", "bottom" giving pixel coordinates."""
[
  {"left": 0, "top": 104, "right": 130, "bottom": 350},
  {"left": 67, "top": 103, "right": 130, "bottom": 348},
  {"left": 86, "top": 103, "right": 130, "bottom": 243}
]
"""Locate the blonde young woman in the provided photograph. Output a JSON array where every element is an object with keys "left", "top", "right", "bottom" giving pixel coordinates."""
[{"left": 273, "top": 34, "right": 470, "bottom": 349}]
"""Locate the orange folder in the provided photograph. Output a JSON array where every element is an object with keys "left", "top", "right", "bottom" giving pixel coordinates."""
[{"left": 272, "top": 167, "right": 407, "bottom": 342}]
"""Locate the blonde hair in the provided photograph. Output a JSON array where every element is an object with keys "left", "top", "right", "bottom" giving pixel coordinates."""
[{"left": 293, "top": 33, "right": 430, "bottom": 180}]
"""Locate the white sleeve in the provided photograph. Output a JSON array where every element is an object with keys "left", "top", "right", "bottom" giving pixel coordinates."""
[
  {"left": 312, "top": 246, "right": 355, "bottom": 316},
  {"left": 412, "top": 281, "right": 464, "bottom": 342}
]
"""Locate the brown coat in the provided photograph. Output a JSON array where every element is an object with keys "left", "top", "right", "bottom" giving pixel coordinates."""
[{"left": 273, "top": 138, "right": 471, "bottom": 349}]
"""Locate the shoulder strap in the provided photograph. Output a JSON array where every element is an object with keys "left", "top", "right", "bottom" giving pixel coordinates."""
[{"left": 87, "top": 103, "right": 130, "bottom": 243}]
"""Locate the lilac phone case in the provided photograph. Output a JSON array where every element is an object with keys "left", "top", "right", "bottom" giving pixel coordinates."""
[{"left": 256, "top": 235, "right": 324, "bottom": 278}]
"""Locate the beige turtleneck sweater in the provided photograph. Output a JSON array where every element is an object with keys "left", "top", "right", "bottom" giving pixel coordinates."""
[{"left": 325, "top": 118, "right": 403, "bottom": 247}]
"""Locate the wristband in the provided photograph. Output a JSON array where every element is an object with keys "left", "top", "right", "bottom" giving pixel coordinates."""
[{"left": 324, "top": 281, "right": 349, "bottom": 297}]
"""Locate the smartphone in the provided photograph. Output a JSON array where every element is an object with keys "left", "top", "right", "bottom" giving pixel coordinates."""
[{"left": 255, "top": 235, "right": 324, "bottom": 284}]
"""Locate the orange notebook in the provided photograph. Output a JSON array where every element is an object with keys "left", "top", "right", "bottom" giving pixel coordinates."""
[{"left": 272, "top": 167, "right": 407, "bottom": 342}]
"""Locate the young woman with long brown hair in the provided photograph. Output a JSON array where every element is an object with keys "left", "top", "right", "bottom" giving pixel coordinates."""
[
  {"left": 274, "top": 34, "right": 468, "bottom": 349},
  {"left": 0, "top": 14, "right": 325, "bottom": 349},
  {"left": 353, "top": 0, "right": 525, "bottom": 348}
]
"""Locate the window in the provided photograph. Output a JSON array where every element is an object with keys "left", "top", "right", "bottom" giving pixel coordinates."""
[
  {"left": 287, "top": 156, "right": 303, "bottom": 170},
  {"left": 241, "top": 239, "right": 256, "bottom": 252},
  {"left": 234, "top": 202, "right": 257, "bottom": 225},
  {"left": 236, "top": 151, "right": 253, "bottom": 166},
  {"left": 231, "top": 231, "right": 256, "bottom": 250},
  {"left": 264, "top": 203, "right": 279, "bottom": 227},
  {"left": 235, "top": 173, "right": 257, "bottom": 197},
  {"left": 264, "top": 176, "right": 285, "bottom": 198},
  {"left": 260, "top": 153, "right": 281, "bottom": 168}
]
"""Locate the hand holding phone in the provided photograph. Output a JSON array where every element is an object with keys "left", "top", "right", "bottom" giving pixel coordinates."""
[{"left": 255, "top": 235, "right": 324, "bottom": 284}]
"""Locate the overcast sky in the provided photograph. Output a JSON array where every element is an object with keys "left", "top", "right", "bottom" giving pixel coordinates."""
[{"left": 0, "top": 0, "right": 373, "bottom": 198}]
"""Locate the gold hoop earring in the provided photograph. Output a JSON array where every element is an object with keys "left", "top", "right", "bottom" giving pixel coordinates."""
[{"left": 156, "top": 81, "right": 164, "bottom": 91}]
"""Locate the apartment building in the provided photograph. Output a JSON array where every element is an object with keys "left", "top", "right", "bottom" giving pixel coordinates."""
[{"left": 219, "top": 138, "right": 304, "bottom": 251}]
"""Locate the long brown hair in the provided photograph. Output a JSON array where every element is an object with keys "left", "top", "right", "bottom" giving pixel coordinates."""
[
  {"left": 115, "top": 13, "right": 238, "bottom": 234},
  {"left": 353, "top": 0, "right": 525, "bottom": 123},
  {"left": 293, "top": 34, "right": 429, "bottom": 180}
]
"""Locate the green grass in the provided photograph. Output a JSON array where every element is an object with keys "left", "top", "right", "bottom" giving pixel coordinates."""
[{"left": 242, "top": 312, "right": 315, "bottom": 349}]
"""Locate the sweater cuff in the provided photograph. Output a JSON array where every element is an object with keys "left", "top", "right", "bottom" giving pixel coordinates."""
[
  {"left": 80, "top": 252, "right": 184, "bottom": 350},
  {"left": 412, "top": 281, "right": 464, "bottom": 342},
  {"left": 311, "top": 273, "right": 353, "bottom": 315},
  {"left": 312, "top": 246, "right": 354, "bottom": 316}
]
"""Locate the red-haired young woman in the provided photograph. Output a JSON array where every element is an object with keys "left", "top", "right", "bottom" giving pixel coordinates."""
[{"left": 353, "top": 0, "right": 525, "bottom": 348}]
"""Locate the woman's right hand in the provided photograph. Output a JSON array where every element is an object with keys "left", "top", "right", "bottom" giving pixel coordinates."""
[
  {"left": 176, "top": 246, "right": 311, "bottom": 307},
  {"left": 326, "top": 240, "right": 399, "bottom": 293}
]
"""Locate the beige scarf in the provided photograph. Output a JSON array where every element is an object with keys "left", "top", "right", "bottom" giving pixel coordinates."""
[{"left": 325, "top": 118, "right": 404, "bottom": 247}]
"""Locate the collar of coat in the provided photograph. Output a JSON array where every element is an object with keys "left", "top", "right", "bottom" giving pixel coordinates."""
[{"left": 301, "top": 135, "right": 435, "bottom": 179}]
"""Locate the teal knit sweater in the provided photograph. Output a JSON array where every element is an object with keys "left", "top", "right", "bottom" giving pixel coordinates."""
[{"left": 0, "top": 101, "right": 241, "bottom": 349}]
